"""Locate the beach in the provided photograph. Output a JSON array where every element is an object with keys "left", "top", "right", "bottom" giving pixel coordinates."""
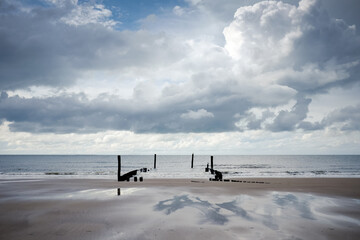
[{"left": 1, "top": 177, "right": 360, "bottom": 240}]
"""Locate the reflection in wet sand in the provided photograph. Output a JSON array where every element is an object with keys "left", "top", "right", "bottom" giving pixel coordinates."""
[
  {"left": 216, "top": 200, "right": 252, "bottom": 220},
  {"left": 61, "top": 188, "right": 144, "bottom": 199},
  {"left": 154, "top": 191, "right": 360, "bottom": 233},
  {"left": 0, "top": 179, "right": 359, "bottom": 240},
  {"left": 154, "top": 195, "right": 228, "bottom": 225},
  {"left": 273, "top": 193, "right": 315, "bottom": 220}
]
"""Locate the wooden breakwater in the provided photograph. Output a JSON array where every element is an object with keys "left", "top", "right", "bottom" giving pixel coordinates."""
[
  {"left": 205, "top": 155, "right": 223, "bottom": 181},
  {"left": 116, "top": 154, "right": 270, "bottom": 184},
  {"left": 117, "top": 154, "right": 190, "bottom": 182},
  {"left": 117, "top": 154, "right": 229, "bottom": 182},
  {"left": 117, "top": 155, "right": 149, "bottom": 182}
]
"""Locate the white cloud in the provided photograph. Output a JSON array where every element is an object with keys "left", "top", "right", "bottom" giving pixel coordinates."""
[
  {"left": 223, "top": 1, "right": 297, "bottom": 63},
  {"left": 173, "top": 6, "right": 185, "bottom": 16},
  {"left": 60, "top": 3, "right": 118, "bottom": 27},
  {"left": 45, "top": 0, "right": 78, "bottom": 7},
  {"left": 1, "top": 120, "right": 358, "bottom": 154},
  {"left": 0, "top": 0, "right": 359, "bottom": 153},
  {"left": 223, "top": 0, "right": 360, "bottom": 92}
]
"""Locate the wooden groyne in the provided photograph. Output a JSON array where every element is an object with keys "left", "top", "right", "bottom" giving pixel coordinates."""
[
  {"left": 117, "top": 153, "right": 194, "bottom": 181},
  {"left": 191, "top": 153, "right": 194, "bottom": 168},
  {"left": 117, "top": 155, "right": 149, "bottom": 182},
  {"left": 117, "top": 154, "right": 268, "bottom": 184},
  {"left": 117, "top": 154, "right": 224, "bottom": 182},
  {"left": 154, "top": 154, "right": 157, "bottom": 169},
  {"left": 206, "top": 155, "right": 223, "bottom": 181}
]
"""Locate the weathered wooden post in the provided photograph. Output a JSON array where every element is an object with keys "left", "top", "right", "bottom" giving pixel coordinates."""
[
  {"left": 117, "top": 155, "right": 121, "bottom": 181},
  {"left": 210, "top": 155, "right": 214, "bottom": 169},
  {"left": 154, "top": 154, "right": 157, "bottom": 169},
  {"left": 191, "top": 153, "right": 194, "bottom": 168}
]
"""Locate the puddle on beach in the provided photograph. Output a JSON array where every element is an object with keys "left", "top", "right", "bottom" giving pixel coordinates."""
[
  {"left": 9, "top": 187, "right": 146, "bottom": 200},
  {"left": 63, "top": 188, "right": 145, "bottom": 199},
  {"left": 153, "top": 191, "right": 360, "bottom": 231},
  {"left": 1, "top": 183, "right": 359, "bottom": 239},
  {"left": 0, "top": 179, "right": 42, "bottom": 184}
]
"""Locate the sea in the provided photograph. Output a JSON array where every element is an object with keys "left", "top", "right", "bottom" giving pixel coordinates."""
[{"left": 0, "top": 155, "right": 359, "bottom": 179}]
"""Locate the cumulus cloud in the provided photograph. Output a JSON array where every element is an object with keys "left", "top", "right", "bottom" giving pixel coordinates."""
[
  {"left": 223, "top": 0, "right": 360, "bottom": 92},
  {"left": 267, "top": 96, "right": 312, "bottom": 132},
  {"left": 0, "top": 0, "right": 359, "bottom": 136},
  {"left": 235, "top": 109, "right": 275, "bottom": 131},
  {"left": 60, "top": 2, "right": 118, "bottom": 27},
  {"left": 321, "top": 104, "right": 360, "bottom": 131}
]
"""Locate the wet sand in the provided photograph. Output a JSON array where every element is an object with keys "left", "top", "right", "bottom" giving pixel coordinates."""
[{"left": 0, "top": 178, "right": 360, "bottom": 239}]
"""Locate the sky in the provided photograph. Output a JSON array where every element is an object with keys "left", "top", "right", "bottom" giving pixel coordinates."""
[{"left": 0, "top": 0, "right": 359, "bottom": 155}]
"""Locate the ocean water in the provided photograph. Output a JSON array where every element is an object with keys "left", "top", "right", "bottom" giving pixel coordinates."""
[{"left": 0, "top": 155, "right": 359, "bottom": 179}]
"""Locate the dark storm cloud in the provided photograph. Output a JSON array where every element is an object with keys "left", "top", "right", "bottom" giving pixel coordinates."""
[
  {"left": 267, "top": 96, "right": 312, "bottom": 132},
  {"left": 298, "top": 104, "right": 360, "bottom": 132},
  {"left": 0, "top": 0, "right": 186, "bottom": 90},
  {"left": 0, "top": 90, "right": 250, "bottom": 133},
  {"left": 321, "top": 104, "right": 360, "bottom": 131}
]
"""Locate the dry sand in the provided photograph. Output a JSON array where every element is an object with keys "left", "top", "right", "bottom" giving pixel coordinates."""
[{"left": 0, "top": 177, "right": 359, "bottom": 240}]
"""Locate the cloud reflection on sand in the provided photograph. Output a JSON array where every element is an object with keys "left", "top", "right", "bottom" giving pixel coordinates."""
[
  {"left": 153, "top": 192, "right": 360, "bottom": 231},
  {"left": 154, "top": 195, "right": 228, "bottom": 225},
  {"left": 273, "top": 193, "right": 315, "bottom": 220}
]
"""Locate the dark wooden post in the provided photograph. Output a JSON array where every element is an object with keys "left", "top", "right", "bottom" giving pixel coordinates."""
[
  {"left": 117, "top": 155, "right": 121, "bottom": 181},
  {"left": 191, "top": 153, "right": 194, "bottom": 168},
  {"left": 154, "top": 154, "right": 157, "bottom": 169},
  {"left": 210, "top": 156, "right": 213, "bottom": 169}
]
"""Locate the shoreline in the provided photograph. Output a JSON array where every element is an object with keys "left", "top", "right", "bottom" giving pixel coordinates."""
[{"left": 1, "top": 177, "right": 360, "bottom": 198}]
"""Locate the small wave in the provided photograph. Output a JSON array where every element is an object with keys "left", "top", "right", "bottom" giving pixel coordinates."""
[
  {"left": 240, "top": 164, "right": 271, "bottom": 169},
  {"left": 286, "top": 171, "right": 304, "bottom": 176},
  {"left": 311, "top": 171, "right": 326, "bottom": 175},
  {"left": 216, "top": 164, "right": 271, "bottom": 169},
  {"left": 310, "top": 170, "right": 341, "bottom": 175},
  {"left": 45, "top": 172, "right": 76, "bottom": 175}
]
